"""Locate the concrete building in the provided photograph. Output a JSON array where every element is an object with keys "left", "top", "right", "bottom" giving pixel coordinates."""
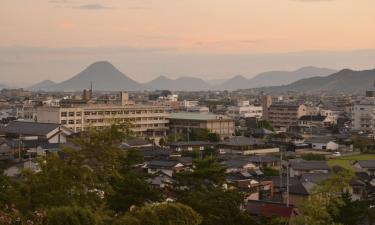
[
  {"left": 267, "top": 104, "right": 307, "bottom": 129},
  {"left": 226, "top": 101, "right": 262, "bottom": 119},
  {"left": 352, "top": 98, "right": 375, "bottom": 133},
  {"left": 168, "top": 112, "right": 234, "bottom": 139},
  {"left": 262, "top": 95, "right": 273, "bottom": 120},
  {"left": 36, "top": 92, "right": 170, "bottom": 137}
]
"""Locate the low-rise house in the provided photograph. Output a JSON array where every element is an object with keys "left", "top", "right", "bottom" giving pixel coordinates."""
[
  {"left": 4, "top": 160, "right": 40, "bottom": 178},
  {"left": 251, "top": 128, "right": 274, "bottom": 139},
  {"left": 169, "top": 141, "right": 213, "bottom": 152},
  {"left": 0, "top": 139, "right": 18, "bottom": 160},
  {"left": 290, "top": 160, "right": 330, "bottom": 177},
  {"left": 0, "top": 121, "right": 74, "bottom": 144},
  {"left": 236, "top": 180, "right": 274, "bottom": 201},
  {"left": 121, "top": 138, "right": 153, "bottom": 149},
  {"left": 354, "top": 160, "right": 375, "bottom": 176},
  {"left": 270, "top": 132, "right": 305, "bottom": 145},
  {"left": 247, "top": 155, "right": 280, "bottom": 169},
  {"left": 298, "top": 115, "right": 334, "bottom": 128},
  {"left": 148, "top": 171, "right": 175, "bottom": 188},
  {"left": 144, "top": 159, "right": 186, "bottom": 177},
  {"left": 222, "top": 158, "right": 258, "bottom": 173},
  {"left": 218, "top": 136, "right": 279, "bottom": 155},
  {"left": 305, "top": 136, "right": 339, "bottom": 151},
  {"left": 245, "top": 200, "right": 297, "bottom": 222}
]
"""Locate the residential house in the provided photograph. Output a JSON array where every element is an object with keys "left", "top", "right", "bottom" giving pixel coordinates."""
[
  {"left": 305, "top": 136, "right": 339, "bottom": 151},
  {"left": 169, "top": 141, "right": 213, "bottom": 152},
  {"left": 354, "top": 160, "right": 375, "bottom": 176},
  {"left": 144, "top": 159, "right": 186, "bottom": 177},
  {"left": 290, "top": 160, "right": 330, "bottom": 177},
  {"left": 245, "top": 200, "right": 297, "bottom": 222},
  {"left": 222, "top": 158, "right": 258, "bottom": 173},
  {"left": 218, "top": 136, "right": 279, "bottom": 155},
  {"left": 298, "top": 115, "right": 334, "bottom": 128}
]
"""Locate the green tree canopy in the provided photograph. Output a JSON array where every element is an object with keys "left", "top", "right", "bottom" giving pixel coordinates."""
[
  {"left": 45, "top": 206, "right": 99, "bottom": 225},
  {"left": 113, "top": 203, "right": 202, "bottom": 225}
]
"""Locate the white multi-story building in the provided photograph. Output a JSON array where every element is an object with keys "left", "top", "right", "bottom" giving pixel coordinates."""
[
  {"left": 352, "top": 99, "right": 375, "bottom": 133},
  {"left": 36, "top": 92, "right": 170, "bottom": 137},
  {"left": 226, "top": 101, "right": 262, "bottom": 119}
]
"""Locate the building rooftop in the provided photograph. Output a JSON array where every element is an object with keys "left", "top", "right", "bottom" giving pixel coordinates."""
[
  {"left": 168, "top": 112, "right": 231, "bottom": 121},
  {"left": 354, "top": 160, "right": 375, "bottom": 169},
  {"left": 0, "top": 121, "right": 64, "bottom": 136},
  {"left": 291, "top": 160, "right": 330, "bottom": 171},
  {"left": 299, "top": 115, "right": 327, "bottom": 122},
  {"left": 219, "top": 136, "right": 263, "bottom": 147}
]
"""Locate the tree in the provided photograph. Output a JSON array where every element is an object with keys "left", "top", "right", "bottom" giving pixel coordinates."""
[
  {"left": 71, "top": 123, "right": 133, "bottom": 182},
  {"left": 18, "top": 154, "right": 102, "bottom": 213},
  {"left": 207, "top": 133, "right": 220, "bottom": 142},
  {"left": 328, "top": 192, "right": 368, "bottom": 225},
  {"left": 108, "top": 172, "right": 162, "bottom": 213},
  {"left": 175, "top": 158, "right": 226, "bottom": 190},
  {"left": 178, "top": 188, "right": 255, "bottom": 225},
  {"left": 159, "top": 138, "right": 166, "bottom": 147},
  {"left": 293, "top": 170, "right": 354, "bottom": 225},
  {"left": 113, "top": 203, "right": 202, "bottom": 225},
  {"left": 45, "top": 206, "right": 99, "bottom": 225},
  {"left": 190, "top": 128, "right": 210, "bottom": 141},
  {"left": 262, "top": 167, "right": 279, "bottom": 176},
  {"left": 256, "top": 120, "right": 274, "bottom": 131}
]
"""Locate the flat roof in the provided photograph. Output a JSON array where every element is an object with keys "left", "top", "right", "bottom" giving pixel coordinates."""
[{"left": 168, "top": 112, "right": 231, "bottom": 121}]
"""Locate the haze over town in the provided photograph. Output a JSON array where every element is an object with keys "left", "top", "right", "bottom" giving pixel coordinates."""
[{"left": 1, "top": 0, "right": 375, "bottom": 85}]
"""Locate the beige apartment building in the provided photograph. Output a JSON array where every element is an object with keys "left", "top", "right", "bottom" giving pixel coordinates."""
[
  {"left": 267, "top": 104, "right": 307, "bottom": 129},
  {"left": 168, "top": 112, "right": 235, "bottom": 139},
  {"left": 36, "top": 92, "right": 170, "bottom": 137}
]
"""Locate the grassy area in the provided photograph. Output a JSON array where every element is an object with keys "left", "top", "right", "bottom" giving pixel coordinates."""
[{"left": 327, "top": 154, "right": 375, "bottom": 170}]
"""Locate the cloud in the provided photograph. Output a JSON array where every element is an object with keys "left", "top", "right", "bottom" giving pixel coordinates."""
[
  {"left": 48, "top": 0, "right": 74, "bottom": 3},
  {"left": 0, "top": 46, "right": 175, "bottom": 55},
  {"left": 292, "top": 0, "right": 335, "bottom": 2},
  {"left": 73, "top": 4, "right": 113, "bottom": 10}
]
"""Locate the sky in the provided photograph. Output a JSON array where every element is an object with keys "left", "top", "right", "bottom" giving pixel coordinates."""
[{"left": 0, "top": 0, "right": 375, "bottom": 86}]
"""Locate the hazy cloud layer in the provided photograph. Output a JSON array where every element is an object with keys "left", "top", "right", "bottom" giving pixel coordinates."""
[
  {"left": 73, "top": 4, "right": 113, "bottom": 10},
  {"left": 1, "top": 47, "right": 375, "bottom": 86}
]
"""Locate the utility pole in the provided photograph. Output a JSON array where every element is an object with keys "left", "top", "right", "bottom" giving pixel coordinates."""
[
  {"left": 286, "top": 163, "right": 290, "bottom": 207},
  {"left": 280, "top": 150, "right": 283, "bottom": 192},
  {"left": 18, "top": 131, "right": 22, "bottom": 163}
]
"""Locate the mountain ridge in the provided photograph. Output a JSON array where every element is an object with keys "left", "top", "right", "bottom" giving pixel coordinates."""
[{"left": 254, "top": 68, "right": 375, "bottom": 94}]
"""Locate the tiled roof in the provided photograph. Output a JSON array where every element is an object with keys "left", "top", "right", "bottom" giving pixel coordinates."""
[
  {"left": 291, "top": 161, "right": 330, "bottom": 171},
  {"left": 222, "top": 159, "right": 252, "bottom": 168},
  {"left": 246, "top": 201, "right": 295, "bottom": 219},
  {"left": 1, "top": 121, "right": 62, "bottom": 136},
  {"left": 219, "top": 136, "right": 263, "bottom": 146},
  {"left": 147, "top": 159, "right": 180, "bottom": 169},
  {"left": 355, "top": 160, "right": 375, "bottom": 169}
]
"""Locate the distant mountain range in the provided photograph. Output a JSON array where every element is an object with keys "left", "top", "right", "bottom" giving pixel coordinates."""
[
  {"left": 145, "top": 76, "right": 210, "bottom": 91},
  {"left": 255, "top": 68, "right": 375, "bottom": 94},
  {"left": 44, "top": 61, "right": 145, "bottom": 91},
  {"left": 27, "top": 80, "right": 56, "bottom": 91},
  {"left": 216, "top": 67, "right": 337, "bottom": 90},
  {"left": 0, "top": 84, "right": 10, "bottom": 90},
  {"left": 21, "top": 61, "right": 373, "bottom": 93}
]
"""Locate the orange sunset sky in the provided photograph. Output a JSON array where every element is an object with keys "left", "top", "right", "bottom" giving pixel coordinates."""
[{"left": 0, "top": 0, "right": 375, "bottom": 84}]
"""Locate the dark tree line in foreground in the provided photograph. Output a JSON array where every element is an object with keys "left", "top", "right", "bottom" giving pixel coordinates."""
[{"left": 0, "top": 123, "right": 373, "bottom": 225}]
